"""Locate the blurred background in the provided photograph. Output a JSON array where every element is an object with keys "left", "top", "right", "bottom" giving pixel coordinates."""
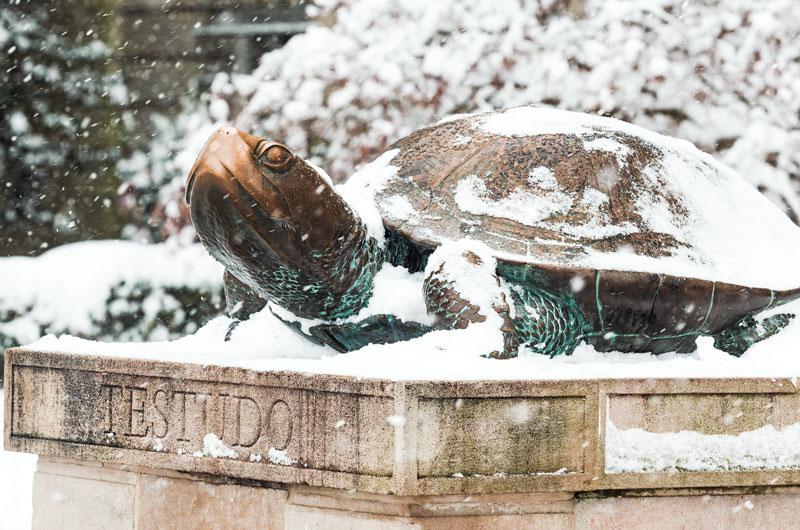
[{"left": 2, "top": 0, "right": 800, "bottom": 369}]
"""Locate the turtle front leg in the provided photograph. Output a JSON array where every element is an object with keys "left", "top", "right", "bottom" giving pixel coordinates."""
[
  {"left": 423, "top": 241, "right": 589, "bottom": 358},
  {"left": 713, "top": 313, "right": 795, "bottom": 357},
  {"left": 222, "top": 270, "right": 267, "bottom": 340},
  {"left": 423, "top": 241, "right": 519, "bottom": 358}
]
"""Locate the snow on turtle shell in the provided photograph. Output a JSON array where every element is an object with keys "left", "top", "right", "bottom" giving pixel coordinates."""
[{"left": 364, "top": 106, "right": 800, "bottom": 293}]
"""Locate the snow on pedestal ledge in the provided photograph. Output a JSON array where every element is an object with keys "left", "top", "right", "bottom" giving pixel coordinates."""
[
  {"left": 23, "top": 296, "right": 800, "bottom": 382},
  {"left": 606, "top": 421, "right": 800, "bottom": 474}
]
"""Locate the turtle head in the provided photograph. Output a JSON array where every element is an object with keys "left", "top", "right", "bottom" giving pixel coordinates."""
[{"left": 186, "top": 127, "right": 365, "bottom": 312}]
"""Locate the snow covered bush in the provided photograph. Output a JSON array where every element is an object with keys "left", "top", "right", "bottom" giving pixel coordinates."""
[
  {"left": 0, "top": 241, "right": 224, "bottom": 357},
  {"left": 116, "top": 111, "right": 220, "bottom": 244},
  {"left": 124, "top": 0, "right": 800, "bottom": 241}
]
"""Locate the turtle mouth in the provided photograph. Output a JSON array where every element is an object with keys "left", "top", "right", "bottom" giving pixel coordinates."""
[
  {"left": 230, "top": 173, "right": 292, "bottom": 227},
  {"left": 185, "top": 170, "right": 198, "bottom": 205},
  {"left": 190, "top": 167, "right": 296, "bottom": 273}
]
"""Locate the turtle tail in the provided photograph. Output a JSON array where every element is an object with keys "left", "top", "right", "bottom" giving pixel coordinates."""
[{"left": 773, "top": 285, "right": 800, "bottom": 307}]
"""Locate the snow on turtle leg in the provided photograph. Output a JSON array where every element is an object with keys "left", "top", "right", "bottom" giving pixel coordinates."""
[
  {"left": 222, "top": 270, "right": 267, "bottom": 340},
  {"left": 712, "top": 313, "right": 795, "bottom": 357},
  {"left": 423, "top": 240, "right": 588, "bottom": 358},
  {"left": 423, "top": 240, "right": 519, "bottom": 358}
]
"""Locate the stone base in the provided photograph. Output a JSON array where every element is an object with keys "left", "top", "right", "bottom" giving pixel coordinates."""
[
  {"left": 33, "top": 457, "right": 800, "bottom": 530},
  {"left": 8, "top": 348, "right": 800, "bottom": 528}
]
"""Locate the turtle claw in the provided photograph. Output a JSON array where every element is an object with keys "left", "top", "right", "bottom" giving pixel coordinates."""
[{"left": 224, "top": 319, "right": 242, "bottom": 342}]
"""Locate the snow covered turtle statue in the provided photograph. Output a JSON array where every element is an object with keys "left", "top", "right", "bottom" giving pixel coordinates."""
[{"left": 186, "top": 106, "right": 800, "bottom": 358}]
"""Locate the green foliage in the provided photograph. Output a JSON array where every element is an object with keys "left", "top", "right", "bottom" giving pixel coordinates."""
[{"left": 0, "top": 0, "right": 128, "bottom": 256}]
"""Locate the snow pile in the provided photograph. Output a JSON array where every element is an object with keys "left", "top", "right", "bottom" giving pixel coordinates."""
[
  {"left": 0, "top": 241, "right": 224, "bottom": 349},
  {"left": 336, "top": 148, "right": 401, "bottom": 245},
  {"left": 267, "top": 263, "right": 433, "bottom": 335},
  {"left": 126, "top": 0, "right": 800, "bottom": 240},
  {"left": 241, "top": 448, "right": 297, "bottom": 466},
  {"left": 455, "top": 171, "right": 575, "bottom": 227},
  {"left": 193, "top": 433, "right": 237, "bottom": 459},
  {"left": 386, "top": 415, "right": 406, "bottom": 428},
  {"left": 267, "top": 448, "right": 296, "bottom": 466},
  {"left": 453, "top": 160, "right": 637, "bottom": 241},
  {"left": 347, "top": 264, "right": 433, "bottom": 325},
  {"left": 606, "top": 421, "right": 800, "bottom": 473}
]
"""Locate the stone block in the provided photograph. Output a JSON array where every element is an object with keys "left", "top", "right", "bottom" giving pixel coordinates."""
[
  {"left": 7, "top": 346, "right": 800, "bottom": 502},
  {"left": 33, "top": 460, "right": 135, "bottom": 530},
  {"left": 417, "top": 396, "right": 587, "bottom": 477},
  {"left": 609, "top": 393, "right": 781, "bottom": 434},
  {"left": 575, "top": 492, "right": 800, "bottom": 529},
  {"left": 136, "top": 475, "right": 287, "bottom": 530}
]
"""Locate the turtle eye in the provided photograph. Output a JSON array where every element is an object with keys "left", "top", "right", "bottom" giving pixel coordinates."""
[
  {"left": 265, "top": 145, "right": 289, "bottom": 164},
  {"left": 256, "top": 141, "right": 294, "bottom": 172}
]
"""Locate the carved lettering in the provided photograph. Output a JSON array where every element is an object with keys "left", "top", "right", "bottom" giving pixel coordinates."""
[
  {"left": 238, "top": 396, "right": 262, "bottom": 447},
  {"left": 195, "top": 392, "right": 211, "bottom": 434},
  {"left": 174, "top": 390, "right": 192, "bottom": 441},
  {"left": 100, "top": 384, "right": 122, "bottom": 434},
  {"left": 267, "top": 399, "right": 292, "bottom": 450},
  {"left": 219, "top": 394, "right": 262, "bottom": 447},
  {"left": 152, "top": 389, "right": 170, "bottom": 438},
  {"left": 98, "top": 382, "right": 296, "bottom": 453},
  {"left": 125, "top": 387, "right": 150, "bottom": 437},
  {"left": 219, "top": 393, "right": 234, "bottom": 443}
]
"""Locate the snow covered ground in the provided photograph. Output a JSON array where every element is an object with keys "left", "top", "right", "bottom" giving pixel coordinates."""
[{"left": 0, "top": 390, "right": 37, "bottom": 530}]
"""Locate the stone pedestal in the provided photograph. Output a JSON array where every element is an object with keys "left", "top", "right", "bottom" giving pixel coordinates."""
[{"left": 7, "top": 347, "right": 800, "bottom": 529}]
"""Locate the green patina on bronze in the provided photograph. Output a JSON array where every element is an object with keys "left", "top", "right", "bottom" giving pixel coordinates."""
[
  {"left": 509, "top": 285, "right": 588, "bottom": 358},
  {"left": 186, "top": 112, "right": 800, "bottom": 358}
]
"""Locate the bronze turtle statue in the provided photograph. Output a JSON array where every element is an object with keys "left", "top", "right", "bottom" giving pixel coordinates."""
[{"left": 186, "top": 106, "right": 800, "bottom": 357}]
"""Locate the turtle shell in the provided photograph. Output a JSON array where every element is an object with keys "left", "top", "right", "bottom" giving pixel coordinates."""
[{"left": 361, "top": 106, "right": 800, "bottom": 351}]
